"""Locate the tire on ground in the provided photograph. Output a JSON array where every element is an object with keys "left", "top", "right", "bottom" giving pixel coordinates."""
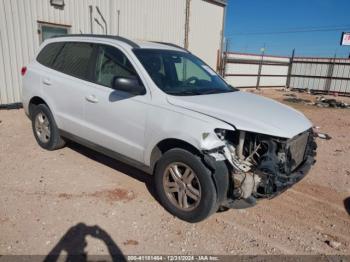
[
  {"left": 31, "top": 104, "right": 65, "bottom": 150},
  {"left": 154, "top": 148, "right": 218, "bottom": 223}
]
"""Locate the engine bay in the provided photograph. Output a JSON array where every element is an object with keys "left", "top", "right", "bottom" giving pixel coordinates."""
[{"left": 203, "top": 128, "right": 317, "bottom": 206}]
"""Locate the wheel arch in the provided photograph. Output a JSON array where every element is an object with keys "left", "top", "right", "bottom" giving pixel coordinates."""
[
  {"left": 28, "top": 96, "right": 49, "bottom": 118},
  {"left": 149, "top": 138, "right": 202, "bottom": 174}
]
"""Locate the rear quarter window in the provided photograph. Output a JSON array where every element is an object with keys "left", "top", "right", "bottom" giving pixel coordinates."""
[
  {"left": 36, "top": 42, "right": 65, "bottom": 67},
  {"left": 52, "top": 42, "right": 94, "bottom": 81}
]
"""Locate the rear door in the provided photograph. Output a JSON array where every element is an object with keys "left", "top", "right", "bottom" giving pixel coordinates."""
[
  {"left": 83, "top": 44, "right": 150, "bottom": 163},
  {"left": 39, "top": 41, "right": 95, "bottom": 135}
]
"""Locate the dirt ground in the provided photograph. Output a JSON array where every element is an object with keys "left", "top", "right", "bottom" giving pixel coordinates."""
[{"left": 0, "top": 89, "right": 349, "bottom": 257}]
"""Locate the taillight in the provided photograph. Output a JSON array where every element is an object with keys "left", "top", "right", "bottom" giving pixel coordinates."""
[{"left": 21, "top": 66, "right": 27, "bottom": 76}]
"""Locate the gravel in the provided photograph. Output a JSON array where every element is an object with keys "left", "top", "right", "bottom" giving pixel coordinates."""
[{"left": 0, "top": 89, "right": 350, "bottom": 256}]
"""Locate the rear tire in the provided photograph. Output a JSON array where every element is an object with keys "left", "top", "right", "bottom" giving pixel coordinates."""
[
  {"left": 154, "top": 148, "right": 218, "bottom": 223},
  {"left": 31, "top": 104, "right": 65, "bottom": 150}
]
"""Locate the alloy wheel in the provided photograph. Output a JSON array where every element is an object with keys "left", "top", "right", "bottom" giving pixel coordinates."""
[
  {"left": 34, "top": 112, "right": 51, "bottom": 143},
  {"left": 163, "top": 162, "right": 202, "bottom": 211}
]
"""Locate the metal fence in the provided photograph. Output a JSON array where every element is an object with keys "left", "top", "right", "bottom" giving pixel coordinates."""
[
  {"left": 223, "top": 52, "right": 289, "bottom": 88},
  {"left": 223, "top": 52, "right": 350, "bottom": 95},
  {"left": 290, "top": 57, "right": 350, "bottom": 94}
]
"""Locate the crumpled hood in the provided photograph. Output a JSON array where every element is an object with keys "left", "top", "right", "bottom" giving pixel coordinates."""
[{"left": 167, "top": 91, "right": 312, "bottom": 138}]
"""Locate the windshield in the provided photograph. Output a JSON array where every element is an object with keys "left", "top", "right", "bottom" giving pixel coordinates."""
[{"left": 133, "top": 49, "right": 237, "bottom": 96}]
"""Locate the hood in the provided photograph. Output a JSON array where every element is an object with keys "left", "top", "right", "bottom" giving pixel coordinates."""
[{"left": 167, "top": 91, "right": 312, "bottom": 139}]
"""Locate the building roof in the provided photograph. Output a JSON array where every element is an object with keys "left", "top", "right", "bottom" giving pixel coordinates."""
[{"left": 205, "top": 0, "right": 227, "bottom": 6}]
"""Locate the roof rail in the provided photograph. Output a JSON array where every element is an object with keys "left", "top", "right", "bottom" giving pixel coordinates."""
[
  {"left": 52, "top": 34, "right": 140, "bottom": 48},
  {"left": 151, "top": 41, "right": 189, "bottom": 52}
]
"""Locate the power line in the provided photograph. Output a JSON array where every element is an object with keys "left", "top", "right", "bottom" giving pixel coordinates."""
[
  {"left": 275, "top": 24, "right": 350, "bottom": 30},
  {"left": 229, "top": 26, "right": 350, "bottom": 36},
  {"left": 231, "top": 24, "right": 350, "bottom": 32}
]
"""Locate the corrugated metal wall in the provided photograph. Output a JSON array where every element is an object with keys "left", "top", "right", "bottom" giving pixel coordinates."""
[
  {"left": 0, "top": 0, "right": 224, "bottom": 105},
  {"left": 290, "top": 57, "right": 350, "bottom": 93},
  {"left": 224, "top": 52, "right": 289, "bottom": 88},
  {"left": 223, "top": 52, "right": 350, "bottom": 93}
]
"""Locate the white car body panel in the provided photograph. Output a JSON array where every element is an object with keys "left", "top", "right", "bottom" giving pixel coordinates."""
[
  {"left": 37, "top": 64, "right": 88, "bottom": 135},
  {"left": 83, "top": 82, "right": 149, "bottom": 163},
  {"left": 22, "top": 35, "right": 314, "bottom": 169},
  {"left": 167, "top": 91, "right": 313, "bottom": 139},
  {"left": 143, "top": 104, "right": 234, "bottom": 166}
]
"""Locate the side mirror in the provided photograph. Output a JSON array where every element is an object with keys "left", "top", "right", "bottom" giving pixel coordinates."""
[{"left": 112, "top": 76, "right": 145, "bottom": 95}]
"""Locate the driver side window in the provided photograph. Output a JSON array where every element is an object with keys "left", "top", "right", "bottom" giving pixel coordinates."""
[{"left": 94, "top": 45, "right": 138, "bottom": 88}]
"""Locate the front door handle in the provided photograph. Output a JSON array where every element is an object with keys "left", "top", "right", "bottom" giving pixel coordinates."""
[
  {"left": 85, "top": 95, "right": 99, "bottom": 103},
  {"left": 42, "top": 78, "right": 52, "bottom": 86}
]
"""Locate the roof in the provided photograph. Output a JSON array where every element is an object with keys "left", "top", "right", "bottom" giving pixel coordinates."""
[
  {"left": 134, "top": 40, "right": 188, "bottom": 52},
  {"left": 205, "top": 0, "right": 227, "bottom": 6},
  {"left": 51, "top": 34, "right": 187, "bottom": 52}
]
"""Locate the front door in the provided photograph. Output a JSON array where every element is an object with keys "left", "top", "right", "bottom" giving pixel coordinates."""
[{"left": 83, "top": 44, "right": 149, "bottom": 163}]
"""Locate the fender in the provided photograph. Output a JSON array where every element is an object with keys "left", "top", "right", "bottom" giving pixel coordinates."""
[{"left": 143, "top": 103, "right": 235, "bottom": 166}]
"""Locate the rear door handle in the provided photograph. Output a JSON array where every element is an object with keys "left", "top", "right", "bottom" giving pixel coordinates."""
[
  {"left": 85, "top": 95, "right": 99, "bottom": 103},
  {"left": 42, "top": 78, "right": 52, "bottom": 86}
]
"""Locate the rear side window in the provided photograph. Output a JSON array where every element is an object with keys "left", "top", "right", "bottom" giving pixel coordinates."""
[
  {"left": 36, "top": 42, "right": 64, "bottom": 67},
  {"left": 52, "top": 42, "right": 94, "bottom": 80}
]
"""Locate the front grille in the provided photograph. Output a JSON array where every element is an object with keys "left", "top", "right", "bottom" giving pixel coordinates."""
[{"left": 287, "top": 131, "right": 309, "bottom": 171}]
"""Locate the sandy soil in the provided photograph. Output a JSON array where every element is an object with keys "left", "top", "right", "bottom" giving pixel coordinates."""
[{"left": 0, "top": 89, "right": 349, "bottom": 257}]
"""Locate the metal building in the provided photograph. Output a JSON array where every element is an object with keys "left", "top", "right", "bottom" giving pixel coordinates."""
[{"left": 0, "top": 0, "right": 226, "bottom": 105}]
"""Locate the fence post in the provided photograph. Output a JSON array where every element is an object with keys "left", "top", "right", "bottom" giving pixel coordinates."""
[
  {"left": 221, "top": 38, "right": 229, "bottom": 77},
  {"left": 286, "top": 49, "right": 295, "bottom": 89},
  {"left": 256, "top": 47, "right": 265, "bottom": 89},
  {"left": 222, "top": 52, "right": 226, "bottom": 77},
  {"left": 325, "top": 54, "right": 336, "bottom": 94}
]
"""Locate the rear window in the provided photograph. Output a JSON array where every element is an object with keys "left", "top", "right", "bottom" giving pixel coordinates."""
[
  {"left": 52, "top": 42, "right": 94, "bottom": 80},
  {"left": 36, "top": 42, "right": 64, "bottom": 67}
]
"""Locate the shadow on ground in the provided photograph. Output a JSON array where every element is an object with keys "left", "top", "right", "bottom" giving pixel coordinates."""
[
  {"left": 44, "top": 223, "right": 125, "bottom": 262},
  {"left": 67, "top": 142, "right": 158, "bottom": 201},
  {"left": 344, "top": 197, "right": 350, "bottom": 215}
]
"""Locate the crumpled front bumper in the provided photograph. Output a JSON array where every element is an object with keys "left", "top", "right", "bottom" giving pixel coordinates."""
[
  {"left": 267, "top": 154, "right": 316, "bottom": 199},
  {"left": 224, "top": 131, "right": 317, "bottom": 209},
  {"left": 225, "top": 155, "right": 316, "bottom": 209}
]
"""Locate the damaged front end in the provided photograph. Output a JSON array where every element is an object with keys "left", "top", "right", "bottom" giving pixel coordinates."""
[{"left": 201, "top": 128, "right": 317, "bottom": 209}]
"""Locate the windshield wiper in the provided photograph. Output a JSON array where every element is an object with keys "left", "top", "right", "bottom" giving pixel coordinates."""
[
  {"left": 167, "top": 90, "right": 202, "bottom": 96},
  {"left": 200, "top": 89, "right": 235, "bottom": 95}
]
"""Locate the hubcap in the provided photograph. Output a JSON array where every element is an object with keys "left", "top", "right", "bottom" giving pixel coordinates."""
[
  {"left": 163, "top": 162, "right": 201, "bottom": 211},
  {"left": 34, "top": 112, "right": 51, "bottom": 143}
]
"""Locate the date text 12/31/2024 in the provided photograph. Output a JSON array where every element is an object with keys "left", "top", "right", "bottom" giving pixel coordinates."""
[{"left": 127, "top": 255, "right": 219, "bottom": 261}]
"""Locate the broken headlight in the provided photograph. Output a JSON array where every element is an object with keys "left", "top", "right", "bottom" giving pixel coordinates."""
[{"left": 214, "top": 128, "right": 227, "bottom": 140}]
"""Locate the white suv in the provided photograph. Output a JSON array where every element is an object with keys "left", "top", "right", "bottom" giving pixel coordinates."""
[{"left": 22, "top": 35, "right": 317, "bottom": 222}]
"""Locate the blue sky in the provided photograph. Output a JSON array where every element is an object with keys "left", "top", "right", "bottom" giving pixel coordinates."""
[{"left": 224, "top": 0, "right": 350, "bottom": 57}]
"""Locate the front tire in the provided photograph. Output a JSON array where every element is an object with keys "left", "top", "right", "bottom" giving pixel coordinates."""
[
  {"left": 155, "top": 149, "right": 218, "bottom": 223},
  {"left": 31, "top": 104, "right": 65, "bottom": 150}
]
